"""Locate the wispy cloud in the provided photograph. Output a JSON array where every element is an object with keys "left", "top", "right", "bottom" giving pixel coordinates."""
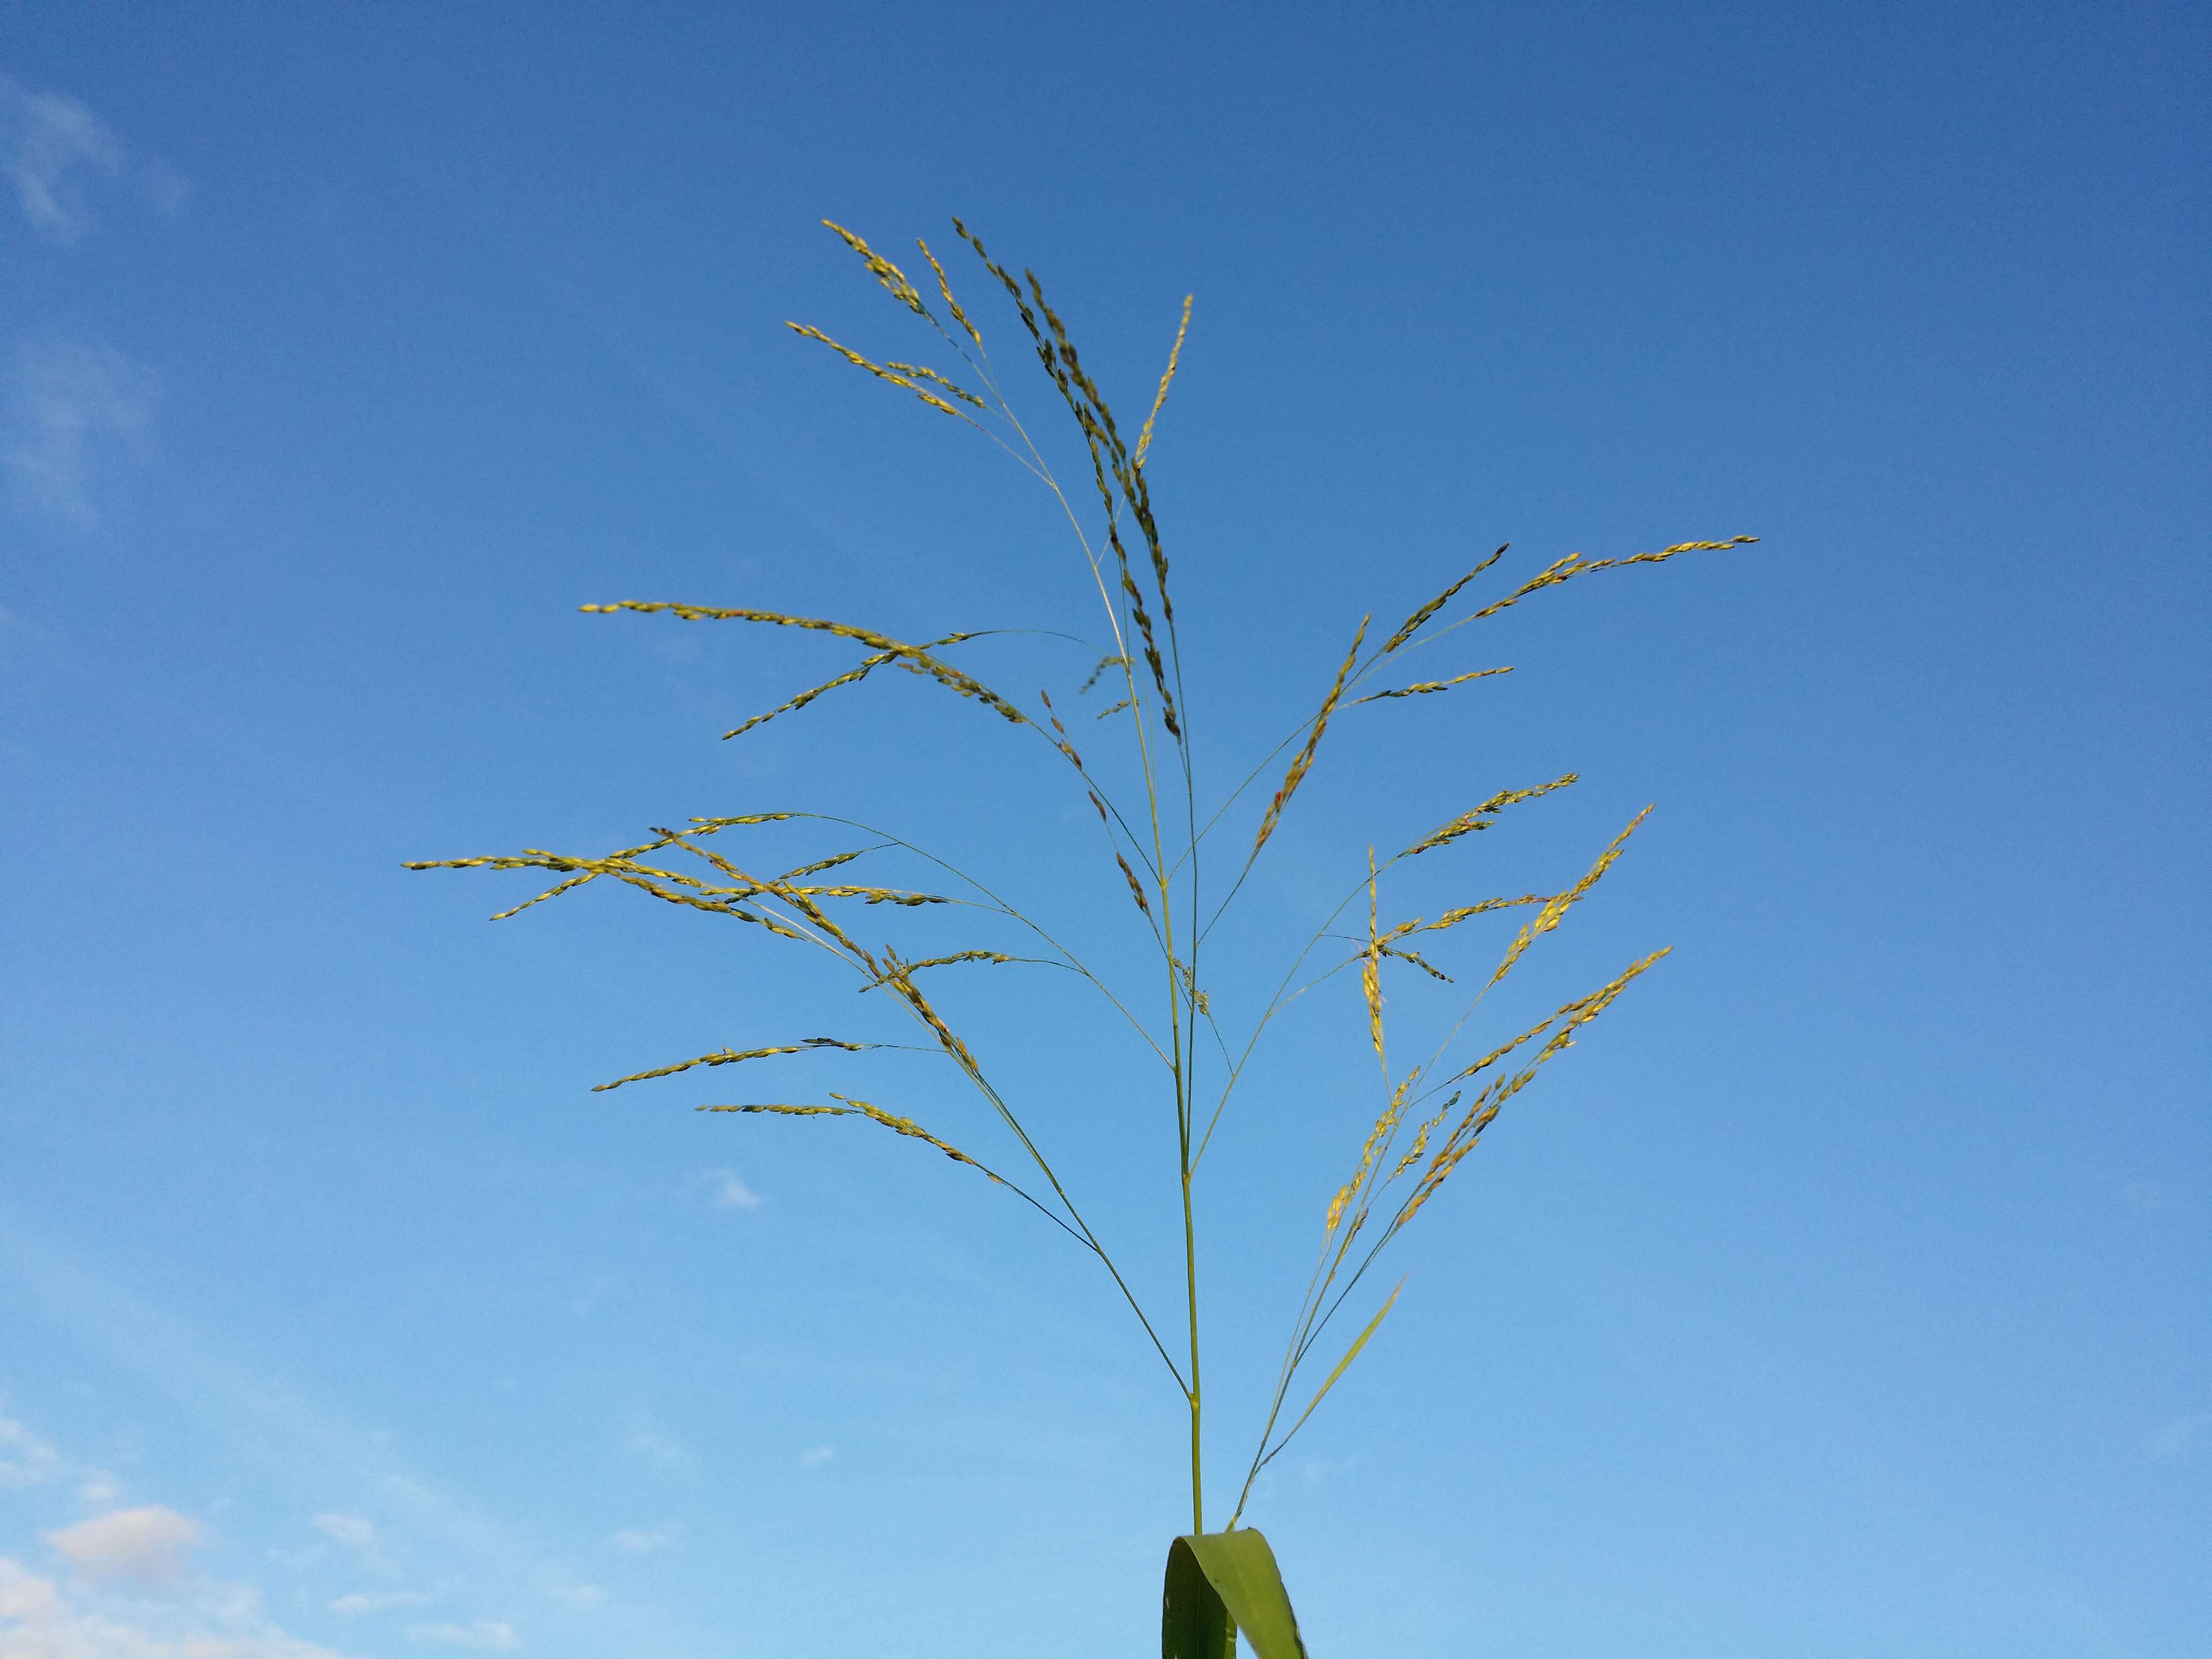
[
  {"left": 2, "top": 1404, "right": 125, "bottom": 1505},
  {"left": 0, "top": 74, "right": 122, "bottom": 244},
  {"left": 0, "top": 1415, "right": 64, "bottom": 1490},
  {"left": 332, "top": 1588, "right": 434, "bottom": 1616},
  {"left": 406, "top": 1617, "right": 519, "bottom": 1650},
  {"left": 45, "top": 1506, "right": 202, "bottom": 1590},
  {"left": 703, "top": 1168, "right": 762, "bottom": 1210},
  {"left": 312, "top": 1513, "right": 382, "bottom": 1558},
  {"left": 3, "top": 332, "right": 158, "bottom": 528},
  {"left": 0, "top": 1558, "right": 352, "bottom": 1659},
  {"left": 2148, "top": 1411, "right": 2209, "bottom": 1460},
  {"left": 603, "top": 1525, "right": 677, "bottom": 1556},
  {"left": 798, "top": 1446, "right": 834, "bottom": 1468},
  {"left": 626, "top": 1424, "right": 692, "bottom": 1470},
  {"left": 0, "top": 1215, "right": 635, "bottom": 1654}
]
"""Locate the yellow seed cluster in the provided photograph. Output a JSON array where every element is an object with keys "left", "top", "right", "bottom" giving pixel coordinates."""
[{"left": 1253, "top": 618, "right": 1369, "bottom": 859}]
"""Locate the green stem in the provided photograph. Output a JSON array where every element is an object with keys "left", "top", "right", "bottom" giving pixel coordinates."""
[{"left": 1185, "top": 1150, "right": 1203, "bottom": 1534}]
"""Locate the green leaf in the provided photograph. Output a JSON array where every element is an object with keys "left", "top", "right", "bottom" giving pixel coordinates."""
[
  {"left": 1275, "top": 1279, "right": 1405, "bottom": 1455},
  {"left": 1162, "top": 1529, "right": 1309, "bottom": 1659}
]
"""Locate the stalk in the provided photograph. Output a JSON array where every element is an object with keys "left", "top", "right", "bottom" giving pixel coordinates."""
[{"left": 1184, "top": 1130, "right": 1204, "bottom": 1534}]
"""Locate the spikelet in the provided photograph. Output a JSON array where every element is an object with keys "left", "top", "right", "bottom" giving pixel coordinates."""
[
  {"left": 869, "top": 948, "right": 1018, "bottom": 977},
  {"left": 1116, "top": 851, "right": 1154, "bottom": 918},
  {"left": 833, "top": 1094, "right": 1004, "bottom": 1176},
  {"left": 1035, "top": 689, "right": 1087, "bottom": 769},
  {"left": 885, "top": 361, "right": 988, "bottom": 408},
  {"left": 1402, "top": 773, "right": 1579, "bottom": 857},
  {"left": 952, "top": 218, "right": 1044, "bottom": 348},
  {"left": 580, "top": 601, "right": 1032, "bottom": 729},
  {"left": 1379, "top": 943, "right": 1453, "bottom": 982},
  {"left": 698, "top": 1095, "right": 1012, "bottom": 1187},
  {"left": 1391, "top": 948, "right": 1671, "bottom": 1234},
  {"left": 1351, "top": 666, "right": 1513, "bottom": 705},
  {"left": 1416, "top": 893, "right": 1550, "bottom": 935},
  {"left": 820, "top": 220, "right": 926, "bottom": 315},
  {"left": 1324, "top": 1183, "right": 1353, "bottom": 1234},
  {"left": 725, "top": 650, "right": 898, "bottom": 739},
  {"left": 486, "top": 871, "right": 594, "bottom": 920},
  {"left": 699, "top": 1102, "right": 853, "bottom": 1117},
  {"left": 1134, "top": 295, "right": 1192, "bottom": 471},
  {"left": 776, "top": 849, "right": 868, "bottom": 881},
  {"left": 1078, "top": 654, "right": 1129, "bottom": 694},
  {"left": 1363, "top": 853, "right": 1386, "bottom": 1068},
  {"left": 1331, "top": 1072, "right": 1416, "bottom": 1243},
  {"left": 1379, "top": 544, "right": 1509, "bottom": 655},
  {"left": 875, "top": 965, "right": 984, "bottom": 1080},
  {"left": 1018, "top": 261, "right": 1184, "bottom": 719},
  {"left": 1463, "top": 536, "right": 1759, "bottom": 626},
  {"left": 407, "top": 844, "right": 818, "bottom": 945},
  {"left": 1252, "top": 618, "right": 1369, "bottom": 858},
  {"left": 916, "top": 238, "right": 981, "bottom": 346},
  {"left": 594, "top": 1038, "right": 875, "bottom": 1093},
  {"left": 784, "top": 324, "right": 970, "bottom": 419},
  {"left": 1389, "top": 1108, "right": 1444, "bottom": 1178},
  {"left": 1488, "top": 808, "right": 1651, "bottom": 988}
]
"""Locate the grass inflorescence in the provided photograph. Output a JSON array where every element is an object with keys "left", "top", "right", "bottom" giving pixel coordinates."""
[{"left": 412, "top": 219, "right": 1758, "bottom": 1635}]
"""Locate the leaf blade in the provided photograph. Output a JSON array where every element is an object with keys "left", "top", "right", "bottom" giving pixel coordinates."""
[{"left": 1164, "top": 1530, "right": 1309, "bottom": 1659}]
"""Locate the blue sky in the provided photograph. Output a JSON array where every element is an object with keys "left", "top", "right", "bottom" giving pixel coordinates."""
[{"left": 1, "top": 3, "right": 2206, "bottom": 1656}]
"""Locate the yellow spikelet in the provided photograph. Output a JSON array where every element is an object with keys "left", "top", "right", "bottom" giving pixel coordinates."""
[
  {"left": 1391, "top": 948, "right": 1670, "bottom": 1234},
  {"left": 1379, "top": 544, "right": 1509, "bottom": 655},
  {"left": 697, "top": 1095, "right": 1014, "bottom": 1190},
  {"left": 1403, "top": 774, "right": 1578, "bottom": 858},
  {"left": 784, "top": 324, "right": 973, "bottom": 419},
  {"left": 820, "top": 220, "right": 926, "bottom": 314},
  {"left": 1324, "top": 1181, "right": 1353, "bottom": 1233},
  {"left": 594, "top": 1037, "right": 872, "bottom": 1093},
  {"left": 1416, "top": 893, "right": 1550, "bottom": 935},
  {"left": 1134, "top": 295, "right": 1192, "bottom": 470},
  {"left": 1352, "top": 665, "right": 1513, "bottom": 705},
  {"left": 1488, "top": 808, "right": 1652, "bottom": 988},
  {"left": 1462, "top": 536, "right": 1759, "bottom": 626},
  {"left": 1390, "top": 1118, "right": 1434, "bottom": 1178},
  {"left": 916, "top": 238, "right": 981, "bottom": 345},
  {"left": 1253, "top": 617, "right": 1368, "bottom": 858},
  {"left": 1363, "top": 852, "right": 1385, "bottom": 1068},
  {"left": 580, "top": 601, "right": 1031, "bottom": 729}
]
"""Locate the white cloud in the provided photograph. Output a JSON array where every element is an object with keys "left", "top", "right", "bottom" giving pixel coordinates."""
[
  {"left": 545, "top": 1582, "right": 603, "bottom": 1610},
  {"left": 0, "top": 1557, "right": 349, "bottom": 1659},
  {"left": 0, "top": 1220, "right": 645, "bottom": 1653},
  {"left": 798, "top": 1446, "right": 834, "bottom": 1468},
  {"left": 3, "top": 333, "right": 158, "bottom": 528},
  {"left": 309, "top": 1515, "right": 376, "bottom": 1557},
  {"left": 144, "top": 159, "right": 192, "bottom": 220},
  {"left": 405, "top": 1618, "right": 517, "bottom": 1651},
  {"left": 0, "top": 76, "right": 123, "bottom": 244},
  {"left": 603, "top": 1526, "right": 676, "bottom": 1556},
  {"left": 0, "top": 1410, "right": 125, "bottom": 1508},
  {"left": 2148, "top": 1411, "right": 2209, "bottom": 1460},
  {"left": 704, "top": 1169, "right": 761, "bottom": 1210},
  {"left": 330, "top": 1589, "right": 431, "bottom": 1616},
  {"left": 0, "top": 1417, "right": 63, "bottom": 1490},
  {"left": 625, "top": 1426, "right": 690, "bottom": 1470},
  {"left": 46, "top": 1507, "right": 201, "bottom": 1590}
]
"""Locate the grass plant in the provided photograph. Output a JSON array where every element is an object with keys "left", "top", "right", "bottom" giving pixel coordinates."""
[{"left": 411, "top": 219, "right": 1756, "bottom": 1656}]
